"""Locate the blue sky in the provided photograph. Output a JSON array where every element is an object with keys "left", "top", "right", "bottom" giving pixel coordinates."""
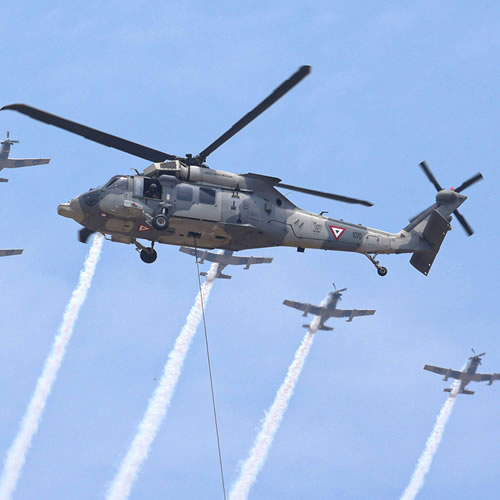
[{"left": 1, "top": 1, "right": 499, "bottom": 498}]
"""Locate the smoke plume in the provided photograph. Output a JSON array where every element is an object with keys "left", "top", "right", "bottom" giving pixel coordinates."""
[
  {"left": 105, "top": 262, "right": 219, "bottom": 500},
  {"left": 0, "top": 234, "right": 104, "bottom": 500},
  {"left": 400, "top": 378, "right": 461, "bottom": 500},
  {"left": 229, "top": 298, "right": 327, "bottom": 500}
]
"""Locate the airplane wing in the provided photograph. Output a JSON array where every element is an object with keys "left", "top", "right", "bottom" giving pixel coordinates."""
[
  {"left": 468, "top": 372, "right": 500, "bottom": 382},
  {"left": 0, "top": 158, "right": 50, "bottom": 168},
  {"left": 283, "top": 300, "right": 324, "bottom": 316},
  {"left": 331, "top": 308, "right": 376, "bottom": 321},
  {"left": 0, "top": 249, "right": 23, "bottom": 257},
  {"left": 424, "top": 365, "right": 464, "bottom": 379},
  {"left": 179, "top": 247, "right": 272, "bottom": 267}
]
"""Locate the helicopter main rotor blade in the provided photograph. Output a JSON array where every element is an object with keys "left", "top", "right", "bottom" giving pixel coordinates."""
[
  {"left": 1, "top": 104, "right": 177, "bottom": 163},
  {"left": 453, "top": 209, "right": 474, "bottom": 236},
  {"left": 197, "top": 65, "right": 311, "bottom": 162},
  {"left": 454, "top": 173, "right": 483, "bottom": 193},
  {"left": 419, "top": 161, "right": 443, "bottom": 192},
  {"left": 277, "top": 182, "right": 373, "bottom": 207}
]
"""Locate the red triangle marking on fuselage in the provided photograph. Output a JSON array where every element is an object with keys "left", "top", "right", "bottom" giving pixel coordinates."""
[{"left": 329, "top": 225, "right": 345, "bottom": 240}]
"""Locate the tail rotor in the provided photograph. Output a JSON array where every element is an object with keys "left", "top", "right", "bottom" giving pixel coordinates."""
[{"left": 419, "top": 161, "right": 483, "bottom": 236}]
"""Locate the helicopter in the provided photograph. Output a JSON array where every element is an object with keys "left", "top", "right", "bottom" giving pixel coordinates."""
[{"left": 1, "top": 66, "right": 483, "bottom": 275}]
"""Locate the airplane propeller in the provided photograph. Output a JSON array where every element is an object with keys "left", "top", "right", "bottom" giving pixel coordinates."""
[
  {"left": 419, "top": 161, "right": 483, "bottom": 236},
  {"left": 1, "top": 66, "right": 374, "bottom": 208},
  {"left": 470, "top": 348, "right": 486, "bottom": 363},
  {"left": 2, "top": 131, "right": 19, "bottom": 145},
  {"left": 332, "top": 283, "right": 347, "bottom": 293}
]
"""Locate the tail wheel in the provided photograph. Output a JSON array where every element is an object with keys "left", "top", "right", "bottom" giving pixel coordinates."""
[
  {"left": 377, "top": 266, "right": 388, "bottom": 277},
  {"left": 140, "top": 248, "right": 157, "bottom": 264}
]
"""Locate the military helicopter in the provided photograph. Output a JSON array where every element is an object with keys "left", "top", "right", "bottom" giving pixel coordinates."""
[{"left": 1, "top": 66, "right": 483, "bottom": 275}]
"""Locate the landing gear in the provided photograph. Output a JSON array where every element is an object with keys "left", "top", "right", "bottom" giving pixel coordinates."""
[
  {"left": 152, "top": 213, "right": 169, "bottom": 231},
  {"left": 377, "top": 266, "right": 388, "bottom": 277},
  {"left": 134, "top": 239, "right": 158, "bottom": 264},
  {"left": 140, "top": 248, "right": 157, "bottom": 263},
  {"left": 365, "top": 253, "right": 388, "bottom": 277}
]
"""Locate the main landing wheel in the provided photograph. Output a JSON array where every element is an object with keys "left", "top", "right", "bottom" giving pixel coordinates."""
[
  {"left": 140, "top": 248, "right": 157, "bottom": 264},
  {"left": 377, "top": 266, "right": 388, "bottom": 277},
  {"left": 152, "top": 214, "right": 169, "bottom": 231}
]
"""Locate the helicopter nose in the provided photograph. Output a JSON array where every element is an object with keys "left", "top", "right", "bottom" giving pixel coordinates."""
[{"left": 57, "top": 197, "right": 85, "bottom": 223}]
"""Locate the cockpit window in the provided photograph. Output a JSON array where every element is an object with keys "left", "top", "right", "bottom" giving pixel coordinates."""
[{"left": 106, "top": 176, "right": 129, "bottom": 190}]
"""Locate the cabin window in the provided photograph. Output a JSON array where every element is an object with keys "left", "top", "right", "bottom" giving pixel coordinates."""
[
  {"left": 176, "top": 185, "right": 193, "bottom": 202},
  {"left": 143, "top": 179, "right": 162, "bottom": 199},
  {"left": 199, "top": 187, "right": 216, "bottom": 205}
]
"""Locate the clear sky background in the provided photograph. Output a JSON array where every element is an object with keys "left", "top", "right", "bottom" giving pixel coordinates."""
[{"left": 0, "top": 1, "right": 499, "bottom": 499}]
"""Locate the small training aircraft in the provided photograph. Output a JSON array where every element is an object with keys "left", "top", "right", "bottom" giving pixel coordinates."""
[
  {"left": 424, "top": 349, "right": 500, "bottom": 395},
  {"left": 0, "top": 249, "right": 23, "bottom": 258},
  {"left": 179, "top": 246, "right": 273, "bottom": 279},
  {"left": 283, "top": 284, "right": 375, "bottom": 331},
  {"left": 0, "top": 131, "right": 50, "bottom": 182}
]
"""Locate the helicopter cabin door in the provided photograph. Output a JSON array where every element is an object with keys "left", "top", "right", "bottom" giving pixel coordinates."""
[{"left": 173, "top": 184, "right": 221, "bottom": 222}]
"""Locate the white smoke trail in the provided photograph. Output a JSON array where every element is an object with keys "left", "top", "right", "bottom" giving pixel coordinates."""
[
  {"left": 105, "top": 261, "right": 219, "bottom": 500},
  {"left": 229, "top": 297, "right": 328, "bottom": 500},
  {"left": 0, "top": 233, "right": 104, "bottom": 500},
  {"left": 400, "top": 377, "right": 462, "bottom": 500}
]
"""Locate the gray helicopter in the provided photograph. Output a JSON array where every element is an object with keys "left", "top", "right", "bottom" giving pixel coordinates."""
[{"left": 1, "top": 66, "right": 483, "bottom": 275}]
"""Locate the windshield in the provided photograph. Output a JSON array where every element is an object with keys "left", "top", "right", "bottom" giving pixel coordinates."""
[{"left": 105, "top": 176, "right": 129, "bottom": 190}]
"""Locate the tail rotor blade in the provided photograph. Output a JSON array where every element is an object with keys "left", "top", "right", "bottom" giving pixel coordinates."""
[
  {"left": 454, "top": 173, "right": 483, "bottom": 193},
  {"left": 419, "top": 161, "right": 443, "bottom": 191},
  {"left": 453, "top": 209, "right": 474, "bottom": 236}
]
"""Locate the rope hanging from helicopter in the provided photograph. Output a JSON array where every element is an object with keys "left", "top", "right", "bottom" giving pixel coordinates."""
[{"left": 193, "top": 240, "right": 227, "bottom": 500}]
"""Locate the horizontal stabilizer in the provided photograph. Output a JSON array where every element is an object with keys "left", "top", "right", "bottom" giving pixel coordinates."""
[
  {"left": 0, "top": 158, "right": 50, "bottom": 168},
  {"left": 444, "top": 388, "right": 474, "bottom": 395},
  {"left": 302, "top": 323, "right": 333, "bottom": 331},
  {"left": 200, "top": 271, "right": 232, "bottom": 280},
  {"left": 0, "top": 178, "right": 8, "bottom": 182},
  {"left": 410, "top": 209, "right": 451, "bottom": 276}
]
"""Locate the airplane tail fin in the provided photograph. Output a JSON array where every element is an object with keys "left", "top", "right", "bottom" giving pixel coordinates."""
[{"left": 398, "top": 163, "right": 483, "bottom": 276}]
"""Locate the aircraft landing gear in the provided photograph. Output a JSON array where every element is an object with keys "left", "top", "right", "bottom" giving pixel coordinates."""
[
  {"left": 140, "top": 248, "right": 157, "bottom": 263},
  {"left": 364, "top": 253, "right": 388, "bottom": 277},
  {"left": 134, "top": 239, "right": 158, "bottom": 264},
  {"left": 152, "top": 213, "right": 169, "bottom": 231}
]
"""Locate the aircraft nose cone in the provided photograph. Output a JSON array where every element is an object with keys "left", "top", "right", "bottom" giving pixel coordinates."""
[{"left": 57, "top": 198, "right": 85, "bottom": 223}]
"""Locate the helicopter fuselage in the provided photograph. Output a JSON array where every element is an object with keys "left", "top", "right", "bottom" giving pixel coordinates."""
[{"left": 58, "top": 161, "right": 410, "bottom": 257}]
